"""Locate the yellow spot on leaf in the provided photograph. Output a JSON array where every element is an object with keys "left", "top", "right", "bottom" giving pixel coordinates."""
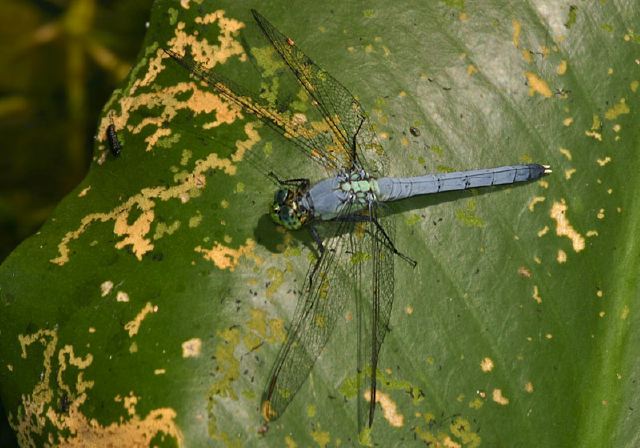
[
  {"left": 565, "top": 168, "right": 576, "bottom": 180},
  {"left": 181, "top": 338, "right": 202, "bottom": 358},
  {"left": 195, "top": 238, "right": 258, "bottom": 271},
  {"left": 518, "top": 266, "right": 531, "bottom": 278},
  {"left": 528, "top": 196, "right": 545, "bottom": 212},
  {"left": 311, "top": 428, "right": 331, "bottom": 447},
  {"left": 153, "top": 220, "right": 181, "bottom": 240},
  {"left": 480, "top": 357, "right": 494, "bottom": 372},
  {"left": 52, "top": 148, "right": 240, "bottom": 265},
  {"left": 550, "top": 200, "right": 585, "bottom": 252},
  {"left": 449, "top": 416, "right": 480, "bottom": 447},
  {"left": 364, "top": 390, "right": 404, "bottom": 427},
  {"left": 559, "top": 147, "right": 572, "bottom": 160},
  {"left": 285, "top": 435, "right": 297, "bottom": 448},
  {"left": 512, "top": 20, "right": 521, "bottom": 48},
  {"left": 537, "top": 226, "right": 549, "bottom": 237},
  {"left": 525, "top": 72, "right": 552, "bottom": 98},
  {"left": 563, "top": 117, "right": 573, "bottom": 126},
  {"left": 597, "top": 156, "right": 612, "bottom": 166},
  {"left": 180, "top": 149, "right": 192, "bottom": 166},
  {"left": 585, "top": 114, "right": 603, "bottom": 141},
  {"left": 78, "top": 186, "right": 91, "bottom": 197},
  {"left": 556, "top": 60, "right": 567, "bottom": 75},
  {"left": 100, "top": 281, "right": 114, "bottom": 297},
  {"left": 585, "top": 130, "right": 602, "bottom": 141},
  {"left": 492, "top": 389, "right": 509, "bottom": 405},
  {"left": 124, "top": 302, "right": 157, "bottom": 337},
  {"left": 189, "top": 212, "right": 202, "bottom": 228},
  {"left": 557, "top": 249, "right": 567, "bottom": 263},
  {"left": 532, "top": 285, "right": 542, "bottom": 304},
  {"left": 621, "top": 306, "right": 630, "bottom": 320},
  {"left": 605, "top": 98, "right": 630, "bottom": 120},
  {"left": 116, "top": 291, "right": 130, "bottom": 302},
  {"left": 11, "top": 329, "right": 183, "bottom": 446},
  {"left": 405, "top": 305, "right": 414, "bottom": 315},
  {"left": 266, "top": 267, "right": 285, "bottom": 299},
  {"left": 306, "top": 404, "right": 316, "bottom": 417},
  {"left": 525, "top": 382, "right": 534, "bottom": 393}
]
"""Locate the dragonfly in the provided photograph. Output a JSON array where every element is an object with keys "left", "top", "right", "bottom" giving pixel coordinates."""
[{"left": 164, "top": 9, "right": 551, "bottom": 432}]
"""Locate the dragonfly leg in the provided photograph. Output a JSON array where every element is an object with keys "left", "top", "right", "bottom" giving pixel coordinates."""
[
  {"left": 350, "top": 116, "right": 365, "bottom": 169},
  {"left": 333, "top": 213, "right": 417, "bottom": 267},
  {"left": 370, "top": 218, "right": 417, "bottom": 268},
  {"left": 307, "top": 224, "right": 325, "bottom": 286},
  {"left": 309, "top": 224, "right": 325, "bottom": 255},
  {"left": 267, "top": 171, "right": 310, "bottom": 190}
]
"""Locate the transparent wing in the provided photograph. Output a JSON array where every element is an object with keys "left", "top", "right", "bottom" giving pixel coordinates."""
[
  {"left": 164, "top": 112, "right": 303, "bottom": 190},
  {"left": 251, "top": 10, "right": 389, "bottom": 176},
  {"left": 354, "top": 205, "right": 396, "bottom": 431},
  {"left": 261, "top": 210, "right": 356, "bottom": 422},
  {"left": 163, "top": 48, "right": 345, "bottom": 174}
]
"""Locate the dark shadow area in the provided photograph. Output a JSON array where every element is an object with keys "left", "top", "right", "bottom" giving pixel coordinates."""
[
  {"left": 0, "top": 399, "right": 18, "bottom": 448},
  {"left": 0, "top": 0, "right": 154, "bottom": 263},
  {"left": 253, "top": 213, "right": 319, "bottom": 257}
]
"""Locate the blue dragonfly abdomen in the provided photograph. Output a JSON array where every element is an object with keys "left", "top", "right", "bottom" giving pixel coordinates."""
[{"left": 304, "top": 164, "right": 550, "bottom": 222}]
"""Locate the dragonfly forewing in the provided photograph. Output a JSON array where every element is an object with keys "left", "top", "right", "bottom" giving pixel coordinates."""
[
  {"left": 251, "top": 9, "right": 389, "bottom": 177},
  {"left": 163, "top": 47, "right": 347, "bottom": 174}
]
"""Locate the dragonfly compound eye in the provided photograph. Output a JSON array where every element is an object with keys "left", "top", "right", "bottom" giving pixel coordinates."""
[{"left": 274, "top": 189, "right": 289, "bottom": 205}]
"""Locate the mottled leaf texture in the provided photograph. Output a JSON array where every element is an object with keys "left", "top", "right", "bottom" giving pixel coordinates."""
[{"left": 0, "top": 1, "right": 638, "bottom": 447}]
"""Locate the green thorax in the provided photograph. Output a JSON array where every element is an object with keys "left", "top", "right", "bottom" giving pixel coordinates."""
[{"left": 339, "top": 176, "right": 380, "bottom": 205}]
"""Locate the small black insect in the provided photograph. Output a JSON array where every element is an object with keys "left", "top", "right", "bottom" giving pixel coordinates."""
[
  {"left": 59, "top": 392, "right": 70, "bottom": 413},
  {"left": 106, "top": 122, "right": 122, "bottom": 157},
  {"left": 409, "top": 126, "right": 421, "bottom": 137}
]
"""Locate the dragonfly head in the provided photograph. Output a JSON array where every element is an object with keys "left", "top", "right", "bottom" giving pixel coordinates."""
[{"left": 270, "top": 188, "right": 309, "bottom": 230}]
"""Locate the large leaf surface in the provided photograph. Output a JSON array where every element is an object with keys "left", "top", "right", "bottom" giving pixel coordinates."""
[{"left": 0, "top": 1, "right": 638, "bottom": 446}]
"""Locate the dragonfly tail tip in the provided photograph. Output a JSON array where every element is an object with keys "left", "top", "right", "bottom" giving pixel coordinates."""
[{"left": 541, "top": 164, "right": 552, "bottom": 175}]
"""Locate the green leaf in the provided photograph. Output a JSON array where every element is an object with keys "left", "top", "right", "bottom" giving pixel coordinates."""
[{"left": 1, "top": 1, "right": 638, "bottom": 446}]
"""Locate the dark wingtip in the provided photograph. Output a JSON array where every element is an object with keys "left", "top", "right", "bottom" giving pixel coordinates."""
[
  {"left": 161, "top": 47, "right": 178, "bottom": 59},
  {"left": 261, "top": 400, "right": 277, "bottom": 422}
]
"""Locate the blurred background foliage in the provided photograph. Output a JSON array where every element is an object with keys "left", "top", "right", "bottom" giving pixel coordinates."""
[
  {"left": 0, "top": 0, "right": 151, "bottom": 444},
  {"left": 0, "top": 0, "right": 152, "bottom": 263}
]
